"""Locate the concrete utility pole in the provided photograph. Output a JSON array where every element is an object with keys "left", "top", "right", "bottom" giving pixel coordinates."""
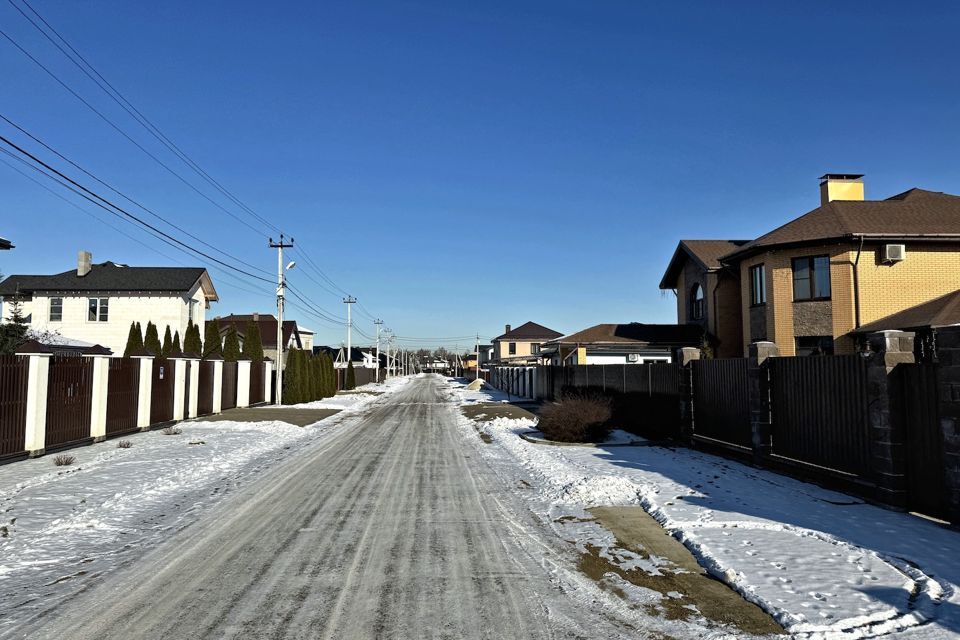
[
  {"left": 269, "top": 235, "right": 294, "bottom": 405},
  {"left": 374, "top": 319, "right": 384, "bottom": 383},
  {"left": 475, "top": 333, "right": 481, "bottom": 381},
  {"left": 343, "top": 296, "right": 356, "bottom": 369}
]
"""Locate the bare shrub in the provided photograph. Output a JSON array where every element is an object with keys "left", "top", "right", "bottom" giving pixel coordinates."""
[
  {"left": 53, "top": 454, "right": 76, "bottom": 466},
  {"left": 161, "top": 426, "right": 182, "bottom": 436},
  {"left": 537, "top": 393, "right": 613, "bottom": 443},
  {"left": 116, "top": 440, "right": 133, "bottom": 449}
]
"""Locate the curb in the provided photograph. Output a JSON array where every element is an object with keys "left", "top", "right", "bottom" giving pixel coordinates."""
[{"left": 518, "top": 430, "right": 654, "bottom": 448}]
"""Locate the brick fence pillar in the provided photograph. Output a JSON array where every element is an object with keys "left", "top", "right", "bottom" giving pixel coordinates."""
[
  {"left": 932, "top": 326, "right": 960, "bottom": 522},
  {"left": 748, "top": 341, "right": 779, "bottom": 464},
  {"left": 864, "top": 331, "right": 914, "bottom": 508},
  {"left": 678, "top": 347, "right": 700, "bottom": 442}
]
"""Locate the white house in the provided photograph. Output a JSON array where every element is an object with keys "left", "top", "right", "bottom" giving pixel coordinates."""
[{"left": 0, "top": 250, "right": 218, "bottom": 355}]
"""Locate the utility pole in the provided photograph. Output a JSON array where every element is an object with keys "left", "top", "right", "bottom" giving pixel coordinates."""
[
  {"left": 343, "top": 296, "right": 356, "bottom": 369},
  {"left": 374, "top": 319, "right": 384, "bottom": 383},
  {"left": 269, "top": 235, "right": 294, "bottom": 405},
  {"left": 475, "top": 333, "right": 481, "bottom": 381}
]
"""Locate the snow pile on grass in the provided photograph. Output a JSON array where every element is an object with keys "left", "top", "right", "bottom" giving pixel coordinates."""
[{"left": 462, "top": 406, "right": 960, "bottom": 639}]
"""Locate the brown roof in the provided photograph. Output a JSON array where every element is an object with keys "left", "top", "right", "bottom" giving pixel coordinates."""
[
  {"left": 493, "top": 321, "right": 563, "bottom": 341},
  {"left": 546, "top": 323, "right": 704, "bottom": 347},
  {"left": 659, "top": 240, "right": 749, "bottom": 289},
  {"left": 213, "top": 314, "right": 301, "bottom": 349},
  {"left": 722, "top": 189, "right": 960, "bottom": 262},
  {"left": 855, "top": 290, "right": 960, "bottom": 333}
]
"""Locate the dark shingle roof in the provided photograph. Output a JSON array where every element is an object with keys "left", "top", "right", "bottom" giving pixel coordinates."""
[
  {"left": 0, "top": 261, "right": 212, "bottom": 297},
  {"left": 722, "top": 189, "right": 960, "bottom": 262},
  {"left": 547, "top": 323, "right": 704, "bottom": 347},
  {"left": 214, "top": 314, "right": 300, "bottom": 349},
  {"left": 0, "top": 237, "right": 12, "bottom": 250},
  {"left": 660, "top": 240, "right": 749, "bottom": 289},
  {"left": 494, "top": 321, "right": 563, "bottom": 341},
  {"left": 855, "top": 290, "right": 960, "bottom": 332}
]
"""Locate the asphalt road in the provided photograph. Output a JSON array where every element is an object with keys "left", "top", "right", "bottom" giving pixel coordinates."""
[{"left": 20, "top": 375, "right": 630, "bottom": 640}]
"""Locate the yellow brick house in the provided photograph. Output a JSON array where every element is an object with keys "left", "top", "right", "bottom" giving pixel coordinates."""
[{"left": 664, "top": 174, "right": 960, "bottom": 356}]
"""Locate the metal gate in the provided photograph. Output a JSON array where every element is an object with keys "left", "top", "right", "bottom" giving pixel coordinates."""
[
  {"left": 221, "top": 361, "right": 238, "bottom": 410},
  {"left": 45, "top": 356, "right": 94, "bottom": 448},
  {"left": 898, "top": 363, "right": 949, "bottom": 519},
  {"left": 150, "top": 358, "right": 174, "bottom": 424},
  {"left": 197, "top": 361, "right": 215, "bottom": 415},
  {"left": 769, "top": 355, "right": 871, "bottom": 476},
  {"left": 0, "top": 355, "right": 29, "bottom": 458},
  {"left": 106, "top": 358, "right": 140, "bottom": 435},
  {"left": 692, "top": 358, "right": 751, "bottom": 448},
  {"left": 249, "top": 361, "right": 264, "bottom": 405}
]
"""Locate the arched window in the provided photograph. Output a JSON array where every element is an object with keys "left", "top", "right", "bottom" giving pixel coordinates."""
[{"left": 691, "top": 284, "right": 705, "bottom": 320}]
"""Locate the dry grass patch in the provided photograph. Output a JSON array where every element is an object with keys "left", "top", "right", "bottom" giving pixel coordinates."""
[
  {"left": 116, "top": 440, "right": 133, "bottom": 449},
  {"left": 161, "top": 426, "right": 182, "bottom": 436},
  {"left": 53, "top": 454, "right": 76, "bottom": 466},
  {"left": 537, "top": 393, "right": 612, "bottom": 443}
]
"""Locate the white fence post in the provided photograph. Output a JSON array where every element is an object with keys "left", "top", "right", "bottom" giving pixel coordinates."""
[
  {"left": 264, "top": 360, "right": 273, "bottom": 404},
  {"left": 236, "top": 359, "right": 251, "bottom": 408},
  {"left": 212, "top": 359, "right": 224, "bottom": 414},
  {"left": 187, "top": 358, "right": 200, "bottom": 418},
  {"left": 171, "top": 358, "right": 188, "bottom": 421},
  {"left": 133, "top": 355, "right": 154, "bottom": 430},
  {"left": 23, "top": 352, "right": 51, "bottom": 456},
  {"left": 87, "top": 354, "right": 110, "bottom": 442}
]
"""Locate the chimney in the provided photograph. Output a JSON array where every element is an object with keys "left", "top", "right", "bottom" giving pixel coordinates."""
[
  {"left": 77, "top": 250, "right": 92, "bottom": 277},
  {"left": 505, "top": 324, "right": 511, "bottom": 334},
  {"left": 819, "top": 174, "right": 864, "bottom": 206}
]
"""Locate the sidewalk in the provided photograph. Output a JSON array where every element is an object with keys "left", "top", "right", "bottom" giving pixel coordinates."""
[{"left": 453, "top": 380, "right": 960, "bottom": 639}]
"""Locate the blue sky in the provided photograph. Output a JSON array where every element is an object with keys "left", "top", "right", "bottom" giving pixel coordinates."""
[{"left": 1, "top": 1, "right": 958, "bottom": 349}]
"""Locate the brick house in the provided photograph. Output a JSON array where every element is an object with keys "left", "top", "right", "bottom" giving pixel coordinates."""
[
  {"left": 491, "top": 321, "right": 562, "bottom": 364},
  {"left": 663, "top": 175, "right": 960, "bottom": 356}
]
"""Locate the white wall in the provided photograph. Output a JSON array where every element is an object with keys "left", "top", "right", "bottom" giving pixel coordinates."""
[
  {"left": 4, "top": 283, "right": 208, "bottom": 355},
  {"left": 583, "top": 350, "right": 673, "bottom": 365}
]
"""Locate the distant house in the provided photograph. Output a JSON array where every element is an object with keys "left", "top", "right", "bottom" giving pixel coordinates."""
[
  {"left": 213, "top": 313, "right": 311, "bottom": 365},
  {"left": 465, "top": 344, "right": 493, "bottom": 376},
  {"left": 662, "top": 175, "right": 960, "bottom": 356},
  {"left": 540, "top": 323, "right": 703, "bottom": 365},
  {"left": 0, "top": 237, "right": 13, "bottom": 250},
  {"left": 492, "top": 322, "right": 563, "bottom": 365},
  {"left": 313, "top": 345, "right": 380, "bottom": 369},
  {"left": 0, "top": 250, "right": 217, "bottom": 355}
]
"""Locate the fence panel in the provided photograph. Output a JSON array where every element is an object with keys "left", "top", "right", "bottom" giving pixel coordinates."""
[
  {"left": 898, "top": 363, "right": 949, "bottom": 520},
  {"left": 221, "top": 361, "right": 238, "bottom": 410},
  {"left": 106, "top": 358, "right": 140, "bottom": 436},
  {"left": 769, "top": 355, "right": 871, "bottom": 476},
  {"left": 692, "top": 358, "right": 751, "bottom": 448},
  {"left": 197, "top": 361, "right": 215, "bottom": 415},
  {"left": 0, "top": 355, "right": 29, "bottom": 458},
  {"left": 249, "top": 361, "right": 264, "bottom": 404},
  {"left": 45, "top": 356, "right": 94, "bottom": 448},
  {"left": 150, "top": 358, "right": 175, "bottom": 424}
]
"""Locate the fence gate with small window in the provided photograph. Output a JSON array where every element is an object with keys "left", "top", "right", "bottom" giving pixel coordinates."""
[
  {"left": 45, "top": 356, "right": 94, "bottom": 449},
  {"left": 0, "top": 355, "right": 30, "bottom": 458},
  {"left": 150, "top": 358, "right": 174, "bottom": 424},
  {"left": 106, "top": 357, "right": 140, "bottom": 435},
  {"left": 221, "top": 361, "right": 238, "bottom": 410},
  {"left": 197, "top": 361, "right": 215, "bottom": 415}
]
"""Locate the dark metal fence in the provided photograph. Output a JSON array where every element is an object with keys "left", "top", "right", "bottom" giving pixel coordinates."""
[
  {"left": 45, "top": 356, "right": 94, "bottom": 449},
  {"left": 150, "top": 358, "right": 174, "bottom": 424},
  {"left": 106, "top": 358, "right": 140, "bottom": 436},
  {"left": 692, "top": 358, "right": 751, "bottom": 448},
  {"left": 221, "top": 361, "right": 238, "bottom": 410},
  {"left": 0, "top": 355, "right": 29, "bottom": 458},
  {"left": 769, "top": 355, "right": 871, "bottom": 476},
  {"left": 249, "top": 361, "right": 264, "bottom": 405},
  {"left": 898, "top": 362, "right": 949, "bottom": 520},
  {"left": 197, "top": 361, "right": 215, "bottom": 415}
]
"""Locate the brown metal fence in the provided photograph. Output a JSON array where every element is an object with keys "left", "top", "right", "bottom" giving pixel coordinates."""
[
  {"left": 45, "top": 356, "right": 94, "bottom": 449},
  {"left": 249, "top": 361, "right": 264, "bottom": 405},
  {"left": 0, "top": 355, "right": 29, "bottom": 458},
  {"left": 692, "top": 358, "right": 752, "bottom": 448},
  {"left": 221, "top": 361, "right": 238, "bottom": 410},
  {"left": 150, "top": 358, "right": 175, "bottom": 424},
  {"left": 197, "top": 361, "right": 215, "bottom": 415},
  {"left": 106, "top": 358, "right": 140, "bottom": 436},
  {"left": 769, "top": 355, "right": 871, "bottom": 476}
]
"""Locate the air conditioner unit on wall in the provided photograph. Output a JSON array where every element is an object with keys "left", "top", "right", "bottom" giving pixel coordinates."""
[
  {"left": 627, "top": 353, "right": 640, "bottom": 362},
  {"left": 883, "top": 244, "right": 906, "bottom": 263}
]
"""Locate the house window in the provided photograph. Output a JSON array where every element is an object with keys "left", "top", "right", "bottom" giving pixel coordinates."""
[
  {"left": 792, "top": 255, "right": 831, "bottom": 301},
  {"left": 530, "top": 344, "right": 540, "bottom": 354},
  {"left": 691, "top": 284, "right": 705, "bottom": 320},
  {"left": 188, "top": 299, "right": 197, "bottom": 324},
  {"left": 87, "top": 297, "right": 109, "bottom": 322},
  {"left": 508, "top": 342, "right": 517, "bottom": 355},
  {"left": 795, "top": 336, "right": 834, "bottom": 356},
  {"left": 49, "top": 297, "right": 63, "bottom": 322},
  {"left": 749, "top": 265, "right": 766, "bottom": 306}
]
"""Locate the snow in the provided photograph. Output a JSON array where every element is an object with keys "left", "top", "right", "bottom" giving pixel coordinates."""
[
  {"left": 0, "top": 377, "right": 410, "bottom": 633},
  {"left": 450, "top": 378, "right": 960, "bottom": 639},
  {"left": 269, "top": 376, "right": 410, "bottom": 412}
]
